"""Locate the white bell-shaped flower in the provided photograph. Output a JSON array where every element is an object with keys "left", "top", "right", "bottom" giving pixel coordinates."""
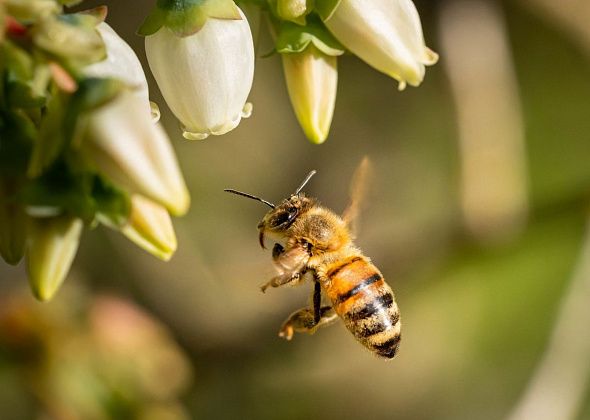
[
  {"left": 323, "top": 0, "right": 438, "bottom": 89},
  {"left": 84, "top": 91, "right": 190, "bottom": 216},
  {"left": 145, "top": 7, "right": 254, "bottom": 140}
]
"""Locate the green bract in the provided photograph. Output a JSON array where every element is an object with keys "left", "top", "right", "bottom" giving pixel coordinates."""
[
  {"left": 138, "top": 0, "right": 241, "bottom": 37},
  {"left": 275, "top": 18, "right": 344, "bottom": 56}
]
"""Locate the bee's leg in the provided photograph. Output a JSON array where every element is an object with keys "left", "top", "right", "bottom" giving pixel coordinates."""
[
  {"left": 260, "top": 270, "right": 305, "bottom": 293},
  {"left": 272, "top": 243, "right": 284, "bottom": 260},
  {"left": 278, "top": 306, "right": 338, "bottom": 340},
  {"left": 313, "top": 280, "right": 321, "bottom": 324},
  {"left": 261, "top": 243, "right": 309, "bottom": 292}
]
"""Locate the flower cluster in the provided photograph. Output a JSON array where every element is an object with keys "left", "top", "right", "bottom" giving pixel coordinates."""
[
  {"left": 0, "top": 1, "right": 189, "bottom": 301},
  {"left": 0, "top": 0, "right": 437, "bottom": 301},
  {"left": 139, "top": 0, "right": 437, "bottom": 143}
]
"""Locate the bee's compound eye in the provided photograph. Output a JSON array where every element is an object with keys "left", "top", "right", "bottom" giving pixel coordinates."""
[{"left": 272, "top": 211, "right": 290, "bottom": 227}]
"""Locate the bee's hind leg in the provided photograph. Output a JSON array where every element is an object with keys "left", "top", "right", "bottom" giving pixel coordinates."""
[{"left": 278, "top": 306, "right": 338, "bottom": 340}]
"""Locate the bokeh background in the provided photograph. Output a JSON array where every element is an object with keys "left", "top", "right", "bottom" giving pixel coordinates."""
[{"left": 2, "top": 0, "right": 590, "bottom": 419}]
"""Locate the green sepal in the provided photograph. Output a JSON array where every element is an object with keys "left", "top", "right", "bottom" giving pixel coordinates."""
[
  {"left": 314, "top": 0, "right": 341, "bottom": 21},
  {"left": 138, "top": 0, "right": 241, "bottom": 37},
  {"left": 27, "top": 78, "right": 124, "bottom": 178},
  {"left": 275, "top": 18, "right": 344, "bottom": 56}
]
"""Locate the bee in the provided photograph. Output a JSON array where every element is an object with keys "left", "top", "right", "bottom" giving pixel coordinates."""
[{"left": 225, "top": 159, "right": 401, "bottom": 359}]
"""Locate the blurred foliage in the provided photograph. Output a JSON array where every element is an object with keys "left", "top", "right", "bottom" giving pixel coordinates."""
[{"left": 2, "top": 0, "right": 590, "bottom": 419}]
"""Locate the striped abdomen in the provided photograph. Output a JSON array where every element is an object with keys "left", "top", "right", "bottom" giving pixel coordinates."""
[{"left": 324, "top": 257, "right": 401, "bottom": 359}]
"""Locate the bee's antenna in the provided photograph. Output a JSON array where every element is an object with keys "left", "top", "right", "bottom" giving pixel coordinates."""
[
  {"left": 224, "top": 189, "right": 275, "bottom": 209},
  {"left": 294, "top": 170, "right": 317, "bottom": 195}
]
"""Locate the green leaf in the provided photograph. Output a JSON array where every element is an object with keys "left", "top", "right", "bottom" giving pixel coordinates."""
[
  {"left": 275, "top": 18, "right": 344, "bottom": 56},
  {"left": 138, "top": 0, "right": 241, "bottom": 37},
  {"left": 314, "top": 0, "right": 341, "bottom": 21}
]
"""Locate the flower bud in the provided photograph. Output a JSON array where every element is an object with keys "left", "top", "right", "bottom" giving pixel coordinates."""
[
  {"left": 84, "top": 91, "right": 190, "bottom": 216},
  {"left": 322, "top": 0, "right": 438, "bottom": 89},
  {"left": 144, "top": 7, "right": 254, "bottom": 140},
  {"left": 85, "top": 22, "right": 151, "bottom": 117},
  {"left": 282, "top": 45, "right": 337, "bottom": 144},
  {"left": 26, "top": 216, "right": 83, "bottom": 302},
  {"left": 120, "top": 195, "right": 177, "bottom": 261}
]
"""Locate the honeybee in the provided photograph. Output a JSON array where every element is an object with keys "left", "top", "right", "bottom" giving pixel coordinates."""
[{"left": 225, "top": 159, "right": 400, "bottom": 359}]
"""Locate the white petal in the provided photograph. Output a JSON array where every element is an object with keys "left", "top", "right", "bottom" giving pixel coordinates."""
[
  {"left": 86, "top": 22, "right": 151, "bottom": 116},
  {"left": 325, "top": 0, "right": 437, "bottom": 87},
  {"left": 85, "top": 91, "right": 190, "bottom": 216},
  {"left": 145, "top": 8, "right": 255, "bottom": 139}
]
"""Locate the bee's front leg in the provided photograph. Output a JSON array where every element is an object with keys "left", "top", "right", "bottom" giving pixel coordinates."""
[
  {"left": 278, "top": 306, "right": 338, "bottom": 340},
  {"left": 261, "top": 243, "right": 309, "bottom": 293},
  {"left": 260, "top": 270, "right": 306, "bottom": 293}
]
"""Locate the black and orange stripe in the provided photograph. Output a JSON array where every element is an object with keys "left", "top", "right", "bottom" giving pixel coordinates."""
[{"left": 324, "top": 257, "right": 401, "bottom": 359}]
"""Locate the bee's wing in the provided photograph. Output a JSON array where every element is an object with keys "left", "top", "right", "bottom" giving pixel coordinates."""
[{"left": 342, "top": 157, "right": 372, "bottom": 238}]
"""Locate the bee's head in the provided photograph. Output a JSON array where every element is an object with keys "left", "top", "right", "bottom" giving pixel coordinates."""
[
  {"left": 256, "top": 194, "right": 314, "bottom": 247},
  {"left": 224, "top": 170, "right": 317, "bottom": 249}
]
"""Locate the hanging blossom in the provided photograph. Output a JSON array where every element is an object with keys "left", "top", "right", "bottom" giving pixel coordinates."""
[
  {"left": 140, "top": 0, "right": 255, "bottom": 140},
  {"left": 261, "top": 0, "right": 438, "bottom": 143},
  {"left": 274, "top": 19, "right": 344, "bottom": 144},
  {"left": 318, "top": 0, "right": 438, "bottom": 90},
  {"left": 0, "top": 3, "right": 189, "bottom": 301}
]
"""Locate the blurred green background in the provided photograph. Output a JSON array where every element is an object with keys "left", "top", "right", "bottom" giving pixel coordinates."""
[{"left": 2, "top": 0, "right": 590, "bottom": 419}]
